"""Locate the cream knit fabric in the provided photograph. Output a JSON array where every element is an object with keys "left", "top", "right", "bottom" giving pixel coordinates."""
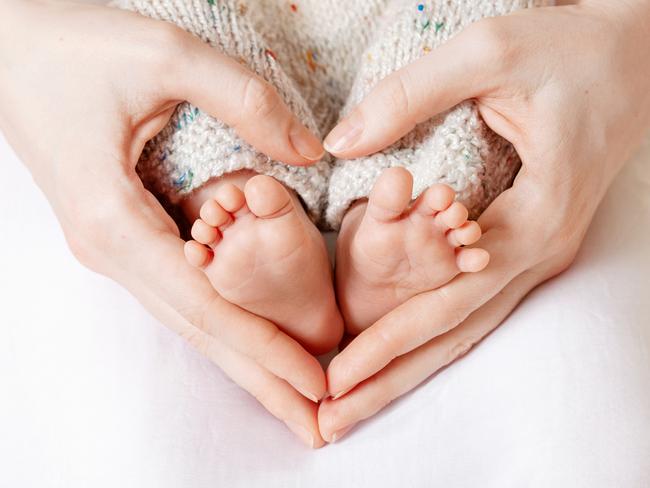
[
  {"left": 112, "top": 0, "right": 552, "bottom": 228},
  {"left": 325, "top": 0, "right": 553, "bottom": 227}
]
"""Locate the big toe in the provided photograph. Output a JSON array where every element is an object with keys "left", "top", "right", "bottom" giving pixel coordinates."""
[
  {"left": 244, "top": 175, "right": 294, "bottom": 219},
  {"left": 367, "top": 167, "right": 413, "bottom": 222}
]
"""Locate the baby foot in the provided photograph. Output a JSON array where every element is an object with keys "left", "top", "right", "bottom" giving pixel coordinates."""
[
  {"left": 184, "top": 174, "right": 343, "bottom": 355},
  {"left": 336, "top": 167, "right": 490, "bottom": 335}
]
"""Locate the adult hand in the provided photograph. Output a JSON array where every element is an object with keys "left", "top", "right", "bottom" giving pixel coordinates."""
[
  {"left": 0, "top": 0, "right": 326, "bottom": 447},
  {"left": 319, "top": 0, "right": 650, "bottom": 442}
]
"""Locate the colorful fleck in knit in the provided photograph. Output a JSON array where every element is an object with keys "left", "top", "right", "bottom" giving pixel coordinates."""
[{"left": 112, "top": 0, "right": 553, "bottom": 228}]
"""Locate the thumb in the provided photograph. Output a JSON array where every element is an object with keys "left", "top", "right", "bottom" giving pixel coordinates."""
[
  {"left": 165, "top": 30, "right": 324, "bottom": 166},
  {"left": 323, "top": 21, "right": 500, "bottom": 159}
]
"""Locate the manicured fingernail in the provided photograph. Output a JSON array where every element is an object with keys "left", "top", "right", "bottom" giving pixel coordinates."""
[
  {"left": 331, "top": 425, "right": 353, "bottom": 443},
  {"left": 302, "top": 391, "right": 320, "bottom": 403},
  {"left": 288, "top": 381, "right": 320, "bottom": 403},
  {"left": 324, "top": 110, "right": 363, "bottom": 154},
  {"left": 331, "top": 386, "right": 353, "bottom": 400},
  {"left": 285, "top": 420, "right": 315, "bottom": 448},
  {"left": 289, "top": 125, "right": 325, "bottom": 161}
]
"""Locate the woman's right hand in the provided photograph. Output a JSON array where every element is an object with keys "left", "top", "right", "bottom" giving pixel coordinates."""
[{"left": 0, "top": 0, "right": 326, "bottom": 448}]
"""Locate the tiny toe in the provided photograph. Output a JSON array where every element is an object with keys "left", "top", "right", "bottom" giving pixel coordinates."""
[
  {"left": 437, "top": 201, "right": 469, "bottom": 229},
  {"left": 447, "top": 221, "right": 482, "bottom": 247},
  {"left": 215, "top": 183, "right": 247, "bottom": 215},
  {"left": 191, "top": 219, "right": 220, "bottom": 245},
  {"left": 244, "top": 175, "right": 294, "bottom": 218},
  {"left": 415, "top": 184, "right": 456, "bottom": 215},
  {"left": 184, "top": 240, "right": 213, "bottom": 268},
  {"left": 456, "top": 248, "right": 490, "bottom": 272},
  {"left": 367, "top": 167, "right": 413, "bottom": 222},
  {"left": 199, "top": 199, "right": 233, "bottom": 228}
]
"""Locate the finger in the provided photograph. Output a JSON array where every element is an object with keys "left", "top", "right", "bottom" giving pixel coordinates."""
[
  {"left": 319, "top": 268, "right": 544, "bottom": 442},
  {"left": 203, "top": 297, "right": 328, "bottom": 402},
  {"left": 167, "top": 31, "right": 323, "bottom": 165},
  {"left": 202, "top": 333, "right": 325, "bottom": 448},
  {"left": 326, "top": 218, "right": 527, "bottom": 398},
  {"left": 323, "top": 21, "right": 499, "bottom": 158},
  {"left": 131, "top": 284, "right": 324, "bottom": 448},
  {"left": 98, "top": 185, "right": 326, "bottom": 402}
]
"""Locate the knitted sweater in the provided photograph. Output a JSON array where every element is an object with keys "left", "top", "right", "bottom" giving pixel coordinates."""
[{"left": 112, "top": 0, "right": 553, "bottom": 228}]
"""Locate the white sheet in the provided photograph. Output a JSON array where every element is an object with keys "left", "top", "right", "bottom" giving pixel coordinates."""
[{"left": 1, "top": 128, "right": 649, "bottom": 487}]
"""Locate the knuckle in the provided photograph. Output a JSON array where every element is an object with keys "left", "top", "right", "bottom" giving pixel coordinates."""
[
  {"left": 253, "top": 326, "right": 282, "bottom": 365},
  {"left": 151, "top": 22, "right": 188, "bottom": 57},
  {"left": 435, "top": 287, "right": 469, "bottom": 330},
  {"left": 446, "top": 338, "right": 476, "bottom": 365},
  {"left": 466, "top": 18, "right": 518, "bottom": 71},
  {"left": 241, "top": 75, "right": 282, "bottom": 121},
  {"left": 373, "top": 326, "right": 402, "bottom": 360},
  {"left": 137, "top": 22, "right": 189, "bottom": 74},
  {"left": 382, "top": 71, "right": 413, "bottom": 121}
]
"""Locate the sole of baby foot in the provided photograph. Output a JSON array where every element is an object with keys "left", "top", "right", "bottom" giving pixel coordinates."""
[
  {"left": 336, "top": 167, "right": 489, "bottom": 336},
  {"left": 184, "top": 174, "right": 343, "bottom": 355}
]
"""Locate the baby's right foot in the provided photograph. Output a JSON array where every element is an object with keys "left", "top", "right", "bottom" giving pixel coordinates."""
[
  {"left": 184, "top": 174, "right": 343, "bottom": 355},
  {"left": 336, "top": 167, "right": 490, "bottom": 335}
]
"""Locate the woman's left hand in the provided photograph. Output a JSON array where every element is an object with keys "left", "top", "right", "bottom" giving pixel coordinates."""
[{"left": 318, "top": 0, "right": 650, "bottom": 442}]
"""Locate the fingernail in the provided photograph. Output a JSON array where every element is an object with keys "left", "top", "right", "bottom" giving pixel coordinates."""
[
  {"left": 331, "top": 385, "right": 353, "bottom": 400},
  {"left": 289, "top": 125, "right": 325, "bottom": 161},
  {"left": 330, "top": 425, "right": 353, "bottom": 443},
  {"left": 288, "top": 381, "right": 320, "bottom": 403},
  {"left": 306, "top": 392, "right": 320, "bottom": 403},
  {"left": 324, "top": 110, "right": 364, "bottom": 154},
  {"left": 285, "top": 420, "right": 315, "bottom": 448}
]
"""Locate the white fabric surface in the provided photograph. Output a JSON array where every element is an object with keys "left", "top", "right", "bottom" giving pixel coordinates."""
[{"left": 1, "top": 127, "right": 650, "bottom": 487}]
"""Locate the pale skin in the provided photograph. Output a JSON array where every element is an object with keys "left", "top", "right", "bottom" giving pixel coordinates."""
[
  {"left": 182, "top": 170, "right": 345, "bottom": 356},
  {"left": 2, "top": 0, "right": 649, "bottom": 448},
  {"left": 0, "top": 0, "right": 329, "bottom": 448},
  {"left": 318, "top": 0, "right": 650, "bottom": 442},
  {"left": 182, "top": 168, "right": 488, "bottom": 352}
]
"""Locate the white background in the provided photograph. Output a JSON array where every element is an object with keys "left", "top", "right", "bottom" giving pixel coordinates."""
[{"left": 1, "top": 0, "right": 649, "bottom": 482}]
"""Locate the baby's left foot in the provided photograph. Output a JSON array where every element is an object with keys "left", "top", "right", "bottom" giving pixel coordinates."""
[{"left": 336, "top": 167, "right": 490, "bottom": 335}]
